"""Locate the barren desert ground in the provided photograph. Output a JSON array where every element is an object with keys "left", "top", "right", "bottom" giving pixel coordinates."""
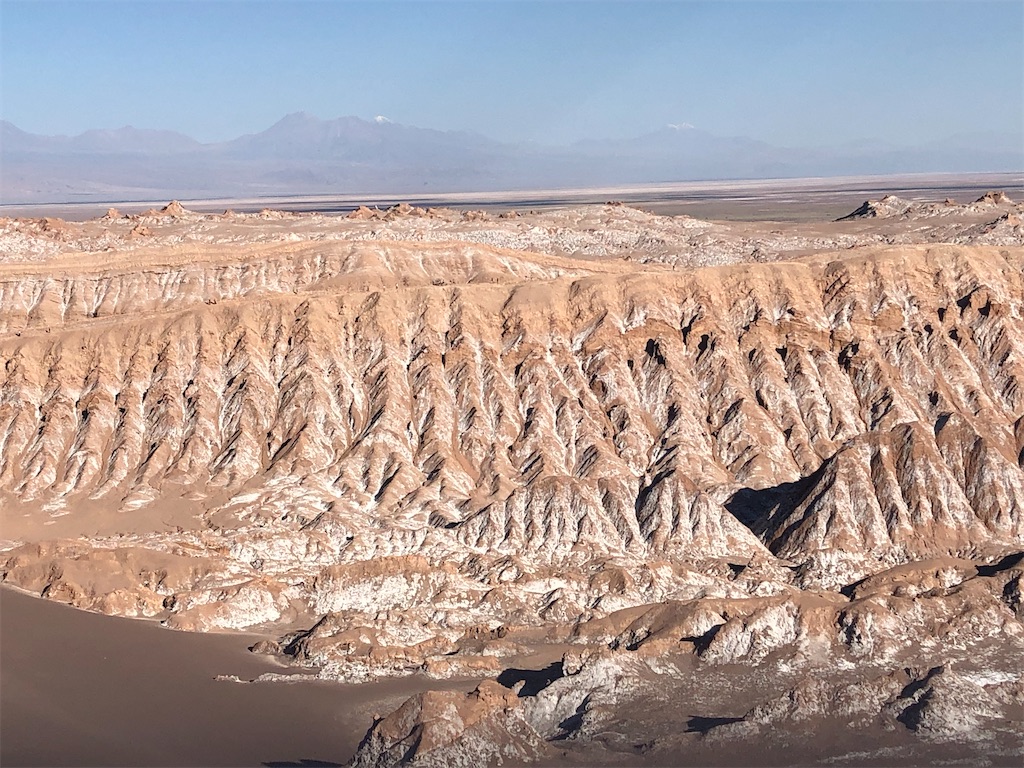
[
  {"left": 2, "top": 172, "right": 1021, "bottom": 222},
  {"left": 1, "top": 178, "right": 1023, "bottom": 767},
  {"left": 1, "top": 585, "right": 447, "bottom": 767}
]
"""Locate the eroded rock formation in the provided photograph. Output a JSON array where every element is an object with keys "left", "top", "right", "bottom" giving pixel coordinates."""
[{"left": 0, "top": 201, "right": 1021, "bottom": 765}]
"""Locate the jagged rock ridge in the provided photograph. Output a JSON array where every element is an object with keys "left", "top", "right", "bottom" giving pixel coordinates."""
[
  {"left": 2, "top": 236, "right": 1022, "bottom": 620},
  {"left": 0, "top": 204, "right": 1021, "bottom": 765}
]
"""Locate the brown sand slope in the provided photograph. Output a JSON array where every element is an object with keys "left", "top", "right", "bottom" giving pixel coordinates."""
[{"left": 0, "top": 585, "right": 464, "bottom": 767}]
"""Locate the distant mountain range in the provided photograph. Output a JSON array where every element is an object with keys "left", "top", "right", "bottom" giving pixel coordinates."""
[{"left": 1, "top": 113, "right": 1021, "bottom": 204}]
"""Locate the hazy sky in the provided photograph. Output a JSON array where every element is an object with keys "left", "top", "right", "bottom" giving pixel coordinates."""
[{"left": 2, "top": 1, "right": 1022, "bottom": 147}]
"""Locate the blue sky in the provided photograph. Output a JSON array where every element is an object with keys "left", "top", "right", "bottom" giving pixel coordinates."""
[{"left": 2, "top": 1, "right": 1021, "bottom": 147}]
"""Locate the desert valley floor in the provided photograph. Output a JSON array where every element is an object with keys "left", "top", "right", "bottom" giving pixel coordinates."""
[{"left": 1, "top": 178, "right": 1023, "bottom": 767}]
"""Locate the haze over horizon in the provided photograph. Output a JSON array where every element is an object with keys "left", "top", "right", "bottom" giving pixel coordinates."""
[
  {"left": 4, "top": 107, "right": 1021, "bottom": 205},
  {"left": 2, "top": 0, "right": 1022, "bottom": 150}
]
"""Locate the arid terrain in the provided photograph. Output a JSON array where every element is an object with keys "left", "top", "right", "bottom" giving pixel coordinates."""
[{"left": 2, "top": 185, "right": 1023, "bottom": 766}]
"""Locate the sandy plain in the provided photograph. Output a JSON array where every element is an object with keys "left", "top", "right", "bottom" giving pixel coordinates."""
[{"left": 1, "top": 172, "right": 1019, "bottom": 222}]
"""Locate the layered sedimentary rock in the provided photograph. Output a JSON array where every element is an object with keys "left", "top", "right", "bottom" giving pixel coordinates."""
[{"left": 0, "top": 202, "right": 1021, "bottom": 764}]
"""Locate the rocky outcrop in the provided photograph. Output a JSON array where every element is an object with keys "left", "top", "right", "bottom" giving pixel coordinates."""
[
  {"left": 974, "top": 191, "right": 1014, "bottom": 206},
  {"left": 350, "top": 681, "right": 551, "bottom": 768},
  {"left": 0, "top": 204, "right": 1022, "bottom": 766},
  {"left": 837, "top": 194, "right": 913, "bottom": 220},
  {"left": 1, "top": 240, "right": 1022, "bottom": 632},
  {"left": 838, "top": 190, "right": 1022, "bottom": 222}
]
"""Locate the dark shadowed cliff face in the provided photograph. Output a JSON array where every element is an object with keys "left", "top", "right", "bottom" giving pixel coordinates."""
[{"left": 1, "top": 202, "right": 1022, "bottom": 766}]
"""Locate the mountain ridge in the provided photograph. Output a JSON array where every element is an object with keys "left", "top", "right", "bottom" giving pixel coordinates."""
[{"left": 2, "top": 114, "right": 1022, "bottom": 204}]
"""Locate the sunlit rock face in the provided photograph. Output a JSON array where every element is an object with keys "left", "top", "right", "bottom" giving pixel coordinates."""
[{"left": 1, "top": 201, "right": 1022, "bottom": 766}]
